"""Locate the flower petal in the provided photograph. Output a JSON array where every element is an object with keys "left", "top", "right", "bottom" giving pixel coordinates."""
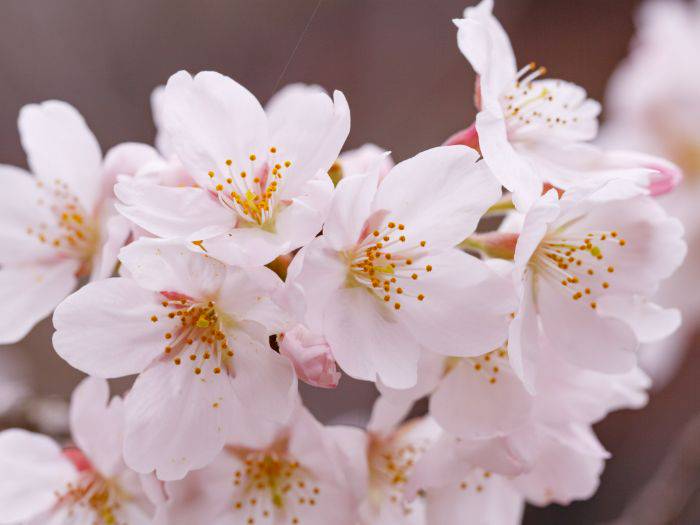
[
  {"left": 373, "top": 146, "right": 501, "bottom": 250},
  {"left": 18, "top": 100, "right": 102, "bottom": 214},
  {"left": 323, "top": 287, "right": 421, "bottom": 389},
  {"left": 323, "top": 171, "right": 379, "bottom": 250},
  {"left": 0, "top": 260, "right": 78, "bottom": 345},
  {"left": 69, "top": 377, "right": 125, "bottom": 478},
  {"left": 53, "top": 277, "right": 171, "bottom": 377},
  {"left": 123, "top": 358, "right": 240, "bottom": 480},
  {"left": 163, "top": 71, "right": 268, "bottom": 190},
  {"left": 0, "top": 429, "right": 76, "bottom": 523},
  {"left": 119, "top": 237, "right": 226, "bottom": 299}
]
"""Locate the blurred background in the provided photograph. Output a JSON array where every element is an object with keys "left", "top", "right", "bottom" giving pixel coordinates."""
[{"left": 1, "top": 1, "right": 699, "bottom": 523}]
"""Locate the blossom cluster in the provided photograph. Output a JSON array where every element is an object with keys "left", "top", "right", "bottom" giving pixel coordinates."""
[{"left": 0, "top": 1, "right": 688, "bottom": 524}]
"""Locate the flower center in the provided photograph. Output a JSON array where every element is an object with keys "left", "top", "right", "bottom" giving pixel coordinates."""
[
  {"left": 531, "top": 228, "right": 627, "bottom": 310},
  {"left": 151, "top": 292, "right": 233, "bottom": 377},
  {"left": 230, "top": 449, "right": 321, "bottom": 524},
  {"left": 444, "top": 347, "right": 508, "bottom": 385},
  {"left": 348, "top": 221, "right": 431, "bottom": 311},
  {"left": 207, "top": 147, "right": 292, "bottom": 227},
  {"left": 368, "top": 429, "right": 430, "bottom": 517},
  {"left": 26, "top": 179, "right": 98, "bottom": 264},
  {"left": 501, "top": 62, "right": 585, "bottom": 139},
  {"left": 57, "top": 470, "right": 125, "bottom": 525}
]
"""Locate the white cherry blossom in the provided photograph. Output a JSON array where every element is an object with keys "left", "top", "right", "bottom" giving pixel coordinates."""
[
  {"left": 0, "top": 377, "right": 154, "bottom": 524},
  {"left": 52, "top": 238, "right": 296, "bottom": 480}
]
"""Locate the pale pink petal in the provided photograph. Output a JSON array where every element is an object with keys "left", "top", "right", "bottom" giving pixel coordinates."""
[
  {"left": 0, "top": 429, "right": 76, "bottom": 523},
  {"left": 0, "top": 164, "right": 55, "bottom": 264},
  {"left": 123, "top": 358, "right": 240, "bottom": 480},
  {"left": 323, "top": 287, "right": 421, "bottom": 389},
  {"left": 119, "top": 237, "right": 226, "bottom": 299},
  {"left": 101, "top": 142, "right": 160, "bottom": 197},
  {"left": 507, "top": 274, "right": 540, "bottom": 391},
  {"left": 323, "top": 171, "right": 379, "bottom": 250},
  {"left": 400, "top": 250, "right": 515, "bottom": 357},
  {"left": 90, "top": 213, "right": 131, "bottom": 281},
  {"left": 18, "top": 100, "right": 102, "bottom": 214},
  {"left": 337, "top": 143, "right": 394, "bottom": 179},
  {"left": 430, "top": 359, "right": 532, "bottom": 440},
  {"left": 597, "top": 295, "right": 681, "bottom": 344},
  {"left": 0, "top": 260, "right": 78, "bottom": 345},
  {"left": 227, "top": 327, "right": 297, "bottom": 423},
  {"left": 192, "top": 227, "right": 290, "bottom": 267},
  {"left": 286, "top": 237, "right": 348, "bottom": 334},
  {"left": 52, "top": 277, "right": 172, "bottom": 377},
  {"left": 114, "top": 178, "right": 231, "bottom": 239},
  {"left": 373, "top": 146, "right": 501, "bottom": 250},
  {"left": 69, "top": 377, "right": 124, "bottom": 478},
  {"left": 266, "top": 85, "right": 351, "bottom": 199},
  {"left": 163, "top": 71, "right": 268, "bottom": 190}
]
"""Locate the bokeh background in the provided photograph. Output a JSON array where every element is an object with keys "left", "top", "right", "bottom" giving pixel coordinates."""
[{"left": 1, "top": 1, "right": 698, "bottom": 523}]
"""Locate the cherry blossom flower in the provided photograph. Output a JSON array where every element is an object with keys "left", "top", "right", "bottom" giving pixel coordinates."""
[
  {"left": 152, "top": 400, "right": 366, "bottom": 525},
  {"left": 115, "top": 74, "right": 349, "bottom": 267},
  {"left": 506, "top": 182, "right": 685, "bottom": 384},
  {"left": 362, "top": 402, "right": 524, "bottom": 525},
  {"left": 451, "top": 0, "right": 678, "bottom": 210},
  {"left": 330, "top": 144, "right": 394, "bottom": 184},
  {"left": 286, "top": 145, "right": 516, "bottom": 389},
  {"left": 52, "top": 238, "right": 296, "bottom": 480},
  {"left": 0, "top": 101, "right": 159, "bottom": 344},
  {"left": 278, "top": 325, "right": 341, "bottom": 389},
  {"left": 0, "top": 377, "right": 154, "bottom": 524}
]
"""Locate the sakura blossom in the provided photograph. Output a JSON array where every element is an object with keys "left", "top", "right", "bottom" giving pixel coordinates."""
[
  {"left": 115, "top": 75, "right": 349, "bottom": 267},
  {"left": 0, "top": 101, "right": 158, "bottom": 344},
  {"left": 152, "top": 399, "right": 366, "bottom": 525},
  {"left": 451, "top": 0, "right": 680, "bottom": 210},
  {"left": 0, "top": 377, "right": 154, "bottom": 524},
  {"left": 287, "top": 145, "right": 516, "bottom": 389},
  {"left": 0, "top": 0, "right": 693, "bottom": 522},
  {"left": 52, "top": 238, "right": 296, "bottom": 480}
]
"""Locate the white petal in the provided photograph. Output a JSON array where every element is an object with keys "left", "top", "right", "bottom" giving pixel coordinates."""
[
  {"left": 537, "top": 276, "right": 638, "bottom": 373},
  {"left": 454, "top": 0, "right": 517, "bottom": 100},
  {"left": 194, "top": 226, "right": 291, "bottom": 267},
  {"left": 400, "top": 250, "right": 515, "bottom": 357},
  {"left": 119, "top": 237, "right": 226, "bottom": 298},
  {"left": 597, "top": 296, "right": 681, "bottom": 344},
  {"left": 0, "top": 165, "right": 55, "bottom": 264},
  {"left": 373, "top": 146, "right": 501, "bottom": 250},
  {"left": 267, "top": 86, "right": 351, "bottom": 199},
  {"left": 323, "top": 171, "right": 378, "bottom": 250},
  {"left": 114, "top": 177, "right": 231, "bottom": 239},
  {"left": 476, "top": 110, "right": 543, "bottom": 211},
  {"left": 286, "top": 237, "right": 348, "bottom": 333},
  {"left": 18, "top": 100, "right": 102, "bottom": 214},
  {"left": 69, "top": 377, "right": 124, "bottom": 478},
  {"left": 90, "top": 213, "right": 131, "bottom": 281},
  {"left": 430, "top": 359, "right": 532, "bottom": 440},
  {"left": 0, "top": 260, "right": 78, "bottom": 345},
  {"left": 101, "top": 142, "right": 161, "bottom": 196},
  {"left": 216, "top": 266, "right": 288, "bottom": 334},
  {"left": 0, "top": 429, "right": 76, "bottom": 523},
  {"left": 227, "top": 327, "right": 297, "bottom": 423},
  {"left": 163, "top": 71, "right": 268, "bottom": 190},
  {"left": 323, "top": 287, "right": 421, "bottom": 389},
  {"left": 53, "top": 277, "right": 171, "bottom": 377},
  {"left": 123, "top": 359, "right": 239, "bottom": 480}
]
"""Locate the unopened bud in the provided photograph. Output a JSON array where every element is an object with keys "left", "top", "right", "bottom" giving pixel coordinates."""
[
  {"left": 461, "top": 232, "right": 518, "bottom": 260},
  {"left": 278, "top": 325, "right": 341, "bottom": 389}
]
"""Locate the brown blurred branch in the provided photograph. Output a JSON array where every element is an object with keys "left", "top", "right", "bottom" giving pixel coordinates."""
[{"left": 606, "top": 412, "right": 700, "bottom": 525}]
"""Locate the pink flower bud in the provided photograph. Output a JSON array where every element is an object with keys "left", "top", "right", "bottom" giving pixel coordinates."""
[
  {"left": 646, "top": 160, "right": 683, "bottom": 196},
  {"left": 279, "top": 325, "right": 341, "bottom": 389}
]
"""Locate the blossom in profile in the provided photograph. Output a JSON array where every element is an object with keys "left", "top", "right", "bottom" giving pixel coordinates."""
[
  {"left": 0, "top": 377, "right": 154, "bottom": 524},
  {"left": 116, "top": 74, "right": 350, "bottom": 267},
  {"left": 287, "top": 145, "right": 516, "bottom": 389},
  {"left": 52, "top": 238, "right": 296, "bottom": 480},
  {"left": 451, "top": 0, "right": 680, "bottom": 210},
  {"left": 0, "top": 101, "right": 158, "bottom": 344}
]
